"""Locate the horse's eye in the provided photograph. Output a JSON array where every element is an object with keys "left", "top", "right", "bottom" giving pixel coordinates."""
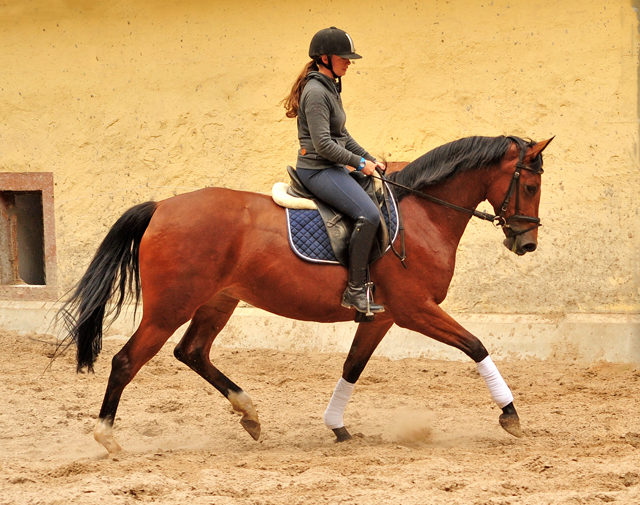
[{"left": 524, "top": 185, "right": 539, "bottom": 196}]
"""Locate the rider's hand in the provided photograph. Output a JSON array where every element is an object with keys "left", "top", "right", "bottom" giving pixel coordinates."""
[
  {"left": 361, "top": 160, "right": 377, "bottom": 176},
  {"left": 374, "top": 161, "right": 387, "bottom": 173}
]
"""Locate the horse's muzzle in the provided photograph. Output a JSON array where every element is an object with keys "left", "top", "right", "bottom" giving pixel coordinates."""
[{"left": 503, "top": 236, "right": 537, "bottom": 256}]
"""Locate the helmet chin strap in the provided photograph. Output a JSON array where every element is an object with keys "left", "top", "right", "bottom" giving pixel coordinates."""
[{"left": 318, "top": 56, "right": 342, "bottom": 93}]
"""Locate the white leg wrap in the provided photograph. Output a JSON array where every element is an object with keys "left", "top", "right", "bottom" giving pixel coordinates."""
[
  {"left": 323, "top": 378, "right": 355, "bottom": 430},
  {"left": 476, "top": 356, "right": 514, "bottom": 409}
]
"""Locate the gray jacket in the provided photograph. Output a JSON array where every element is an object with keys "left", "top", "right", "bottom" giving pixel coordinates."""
[{"left": 296, "top": 72, "right": 375, "bottom": 170}]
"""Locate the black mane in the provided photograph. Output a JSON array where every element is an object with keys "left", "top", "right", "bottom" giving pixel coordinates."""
[{"left": 388, "top": 135, "right": 535, "bottom": 201}]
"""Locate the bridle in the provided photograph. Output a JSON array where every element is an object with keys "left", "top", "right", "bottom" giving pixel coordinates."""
[
  {"left": 375, "top": 140, "right": 543, "bottom": 238},
  {"left": 494, "top": 137, "right": 543, "bottom": 237}
]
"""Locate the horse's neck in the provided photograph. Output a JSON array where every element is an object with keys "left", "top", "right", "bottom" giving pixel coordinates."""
[{"left": 404, "top": 168, "right": 491, "bottom": 244}]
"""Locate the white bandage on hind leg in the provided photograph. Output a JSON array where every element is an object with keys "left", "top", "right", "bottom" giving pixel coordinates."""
[
  {"left": 323, "top": 377, "right": 355, "bottom": 429},
  {"left": 476, "top": 356, "right": 514, "bottom": 408}
]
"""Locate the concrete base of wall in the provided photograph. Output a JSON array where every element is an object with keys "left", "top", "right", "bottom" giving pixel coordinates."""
[{"left": 1, "top": 301, "right": 638, "bottom": 362}]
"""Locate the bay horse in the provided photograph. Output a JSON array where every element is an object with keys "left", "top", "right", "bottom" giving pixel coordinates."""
[{"left": 59, "top": 135, "right": 552, "bottom": 454}]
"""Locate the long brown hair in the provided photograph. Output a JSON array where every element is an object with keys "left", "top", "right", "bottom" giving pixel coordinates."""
[{"left": 281, "top": 60, "right": 319, "bottom": 118}]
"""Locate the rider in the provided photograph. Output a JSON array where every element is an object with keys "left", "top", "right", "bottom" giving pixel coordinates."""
[{"left": 281, "top": 27, "right": 385, "bottom": 314}]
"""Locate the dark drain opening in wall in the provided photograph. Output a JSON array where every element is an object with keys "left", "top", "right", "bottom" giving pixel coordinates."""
[{"left": 0, "top": 191, "right": 46, "bottom": 286}]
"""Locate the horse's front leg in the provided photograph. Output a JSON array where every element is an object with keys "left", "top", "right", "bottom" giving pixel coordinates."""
[
  {"left": 394, "top": 302, "right": 523, "bottom": 438},
  {"left": 325, "top": 318, "right": 394, "bottom": 442}
]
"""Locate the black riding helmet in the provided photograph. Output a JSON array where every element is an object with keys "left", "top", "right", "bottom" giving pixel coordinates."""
[
  {"left": 309, "top": 27, "right": 362, "bottom": 60},
  {"left": 308, "top": 27, "right": 361, "bottom": 92}
]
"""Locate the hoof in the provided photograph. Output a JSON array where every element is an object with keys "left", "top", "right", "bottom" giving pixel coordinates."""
[
  {"left": 94, "top": 419, "right": 123, "bottom": 454},
  {"left": 106, "top": 442, "right": 124, "bottom": 455},
  {"left": 332, "top": 427, "right": 353, "bottom": 442},
  {"left": 228, "top": 390, "right": 261, "bottom": 441},
  {"left": 241, "top": 418, "right": 261, "bottom": 441},
  {"left": 97, "top": 437, "right": 123, "bottom": 455},
  {"left": 499, "top": 413, "right": 523, "bottom": 438}
]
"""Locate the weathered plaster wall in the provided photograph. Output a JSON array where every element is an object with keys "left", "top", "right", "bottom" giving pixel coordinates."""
[{"left": 0, "top": 0, "right": 638, "bottom": 316}]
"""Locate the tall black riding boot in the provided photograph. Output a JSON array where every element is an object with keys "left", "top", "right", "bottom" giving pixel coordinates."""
[{"left": 341, "top": 217, "right": 385, "bottom": 314}]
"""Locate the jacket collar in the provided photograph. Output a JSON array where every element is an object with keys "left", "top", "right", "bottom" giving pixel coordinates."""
[{"left": 306, "top": 71, "right": 340, "bottom": 95}]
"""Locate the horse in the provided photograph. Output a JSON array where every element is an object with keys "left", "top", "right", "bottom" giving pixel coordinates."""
[{"left": 59, "top": 134, "right": 553, "bottom": 454}]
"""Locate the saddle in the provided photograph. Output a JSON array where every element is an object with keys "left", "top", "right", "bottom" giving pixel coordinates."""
[{"left": 276, "top": 166, "right": 398, "bottom": 267}]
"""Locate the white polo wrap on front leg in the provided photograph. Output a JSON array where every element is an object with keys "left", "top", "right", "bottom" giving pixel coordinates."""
[
  {"left": 323, "top": 377, "right": 355, "bottom": 430},
  {"left": 476, "top": 355, "right": 514, "bottom": 408}
]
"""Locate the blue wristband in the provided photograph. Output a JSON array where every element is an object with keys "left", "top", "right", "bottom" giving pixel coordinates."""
[{"left": 357, "top": 157, "right": 366, "bottom": 171}]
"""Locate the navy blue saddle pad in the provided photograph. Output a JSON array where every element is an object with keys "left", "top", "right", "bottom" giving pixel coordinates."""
[{"left": 286, "top": 193, "right": 399, "bottom": 265}]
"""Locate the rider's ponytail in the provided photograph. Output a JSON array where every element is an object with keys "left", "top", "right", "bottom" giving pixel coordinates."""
[{"left": 280, "top": 60, "right": 319, "bottom": 118}]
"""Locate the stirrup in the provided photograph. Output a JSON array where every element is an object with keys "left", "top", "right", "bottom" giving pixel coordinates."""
[
  {"left": 364, "top": 281, "right": 384, "bottom": 316},
  {"left": 341, "top": 282, "right": 385, "bottom": 316}
]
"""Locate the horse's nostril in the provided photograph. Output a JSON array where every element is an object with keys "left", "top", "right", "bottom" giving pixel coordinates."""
[{"left": 522, "top": 243, "right": 537, "bottom": 253}]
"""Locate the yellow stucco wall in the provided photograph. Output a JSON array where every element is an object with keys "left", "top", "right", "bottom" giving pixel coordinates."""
[{"left": 0, "top": 0, "right": 638, "bottom": 314}]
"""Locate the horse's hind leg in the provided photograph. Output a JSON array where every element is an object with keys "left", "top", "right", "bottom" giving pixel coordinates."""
[
  {"left": 95, "top": 319, "right": 178, "bottom": 454},
  {"left": 173, "top": 295, "right": 261, "bottom": 441}
]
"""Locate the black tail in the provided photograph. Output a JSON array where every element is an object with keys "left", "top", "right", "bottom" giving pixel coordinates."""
[{"left": 58, "top": 201, "right": 158, "bottom": 372}]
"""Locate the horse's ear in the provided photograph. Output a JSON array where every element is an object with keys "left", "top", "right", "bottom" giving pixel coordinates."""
[{"left": 526, "top": 136, "right": 555, "bottom": 160}]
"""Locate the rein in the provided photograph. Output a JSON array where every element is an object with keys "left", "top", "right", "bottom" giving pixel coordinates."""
[
  {"left": 374, "top": 173, "right": 499, "bottom": 224},
  {"left": 373, "top": 142, "right": 543, "bottom": 243}
]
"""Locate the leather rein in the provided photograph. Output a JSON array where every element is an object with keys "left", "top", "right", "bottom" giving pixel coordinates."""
[{"left": 374, "top": 143, "right": 543, "bottom": 239}]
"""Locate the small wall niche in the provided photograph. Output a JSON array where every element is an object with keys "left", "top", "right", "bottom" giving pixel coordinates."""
[{"left": 0, "top": 173, "right": 57, "bottom": 300}]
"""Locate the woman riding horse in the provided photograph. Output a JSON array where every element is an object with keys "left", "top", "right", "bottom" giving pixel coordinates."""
[{"left": 281, "top": 27, "right": 386, "bottom": 314}]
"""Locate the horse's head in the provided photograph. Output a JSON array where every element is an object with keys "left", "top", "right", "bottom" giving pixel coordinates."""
[{"left": 487, "top": 137, "right": 553, "bottom": 256}]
